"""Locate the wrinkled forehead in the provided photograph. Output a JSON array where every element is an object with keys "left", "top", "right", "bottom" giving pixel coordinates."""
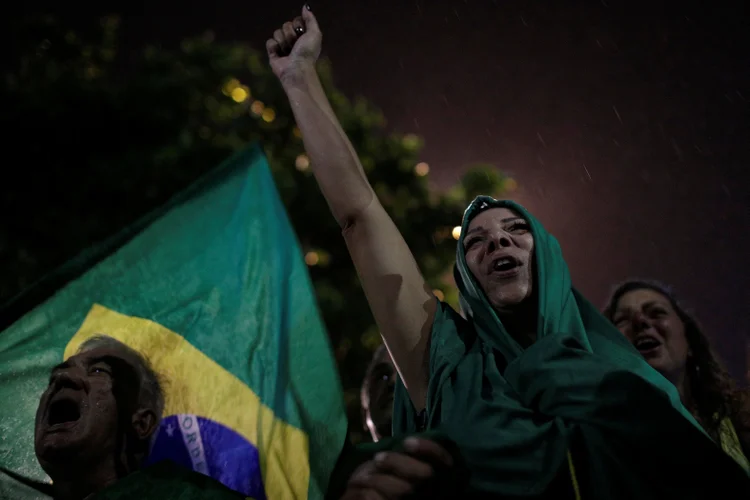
[
  {"left": 68, "top": 345, "right": 130, "bottom": 364},
  {"left": 59, "top": 346, "right": 140, "bottom": 379},
  {"left": 616, "top": 288, "right": 671, "bottom": 312}
]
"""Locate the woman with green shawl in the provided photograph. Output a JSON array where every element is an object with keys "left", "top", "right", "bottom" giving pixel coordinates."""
[{"left": 269, "top": 8, "right": 750, "bottom": 498}]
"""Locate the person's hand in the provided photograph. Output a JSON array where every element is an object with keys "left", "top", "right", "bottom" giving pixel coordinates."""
[
  {"left": 266, "top": 5, "right": 322, "bottom": 86},
  {"left": 340, "top": 437, "right": 454, "bottom": 500}
]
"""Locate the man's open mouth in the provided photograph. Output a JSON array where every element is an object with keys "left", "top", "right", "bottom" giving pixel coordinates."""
[{"left": 47, "top": 397, "right": 81, "bottom": 428}]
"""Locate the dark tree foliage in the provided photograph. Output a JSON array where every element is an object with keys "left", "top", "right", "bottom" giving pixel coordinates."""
[{"left": 0, "top": 15, "right": 512, "bottom": 440}]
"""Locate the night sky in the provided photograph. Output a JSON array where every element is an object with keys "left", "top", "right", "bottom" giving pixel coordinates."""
[{"left": 11, "top": 0, "right": 750, "bottom": 378}]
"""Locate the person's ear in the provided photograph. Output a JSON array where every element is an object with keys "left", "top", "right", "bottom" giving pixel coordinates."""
[{"left": 131, "top": 408, "right": 159, "bottom": 441}]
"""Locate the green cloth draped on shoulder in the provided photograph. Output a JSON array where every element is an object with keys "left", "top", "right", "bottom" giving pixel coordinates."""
[{"left": 393, "top": 196, "right": 750, "bottom": 498}]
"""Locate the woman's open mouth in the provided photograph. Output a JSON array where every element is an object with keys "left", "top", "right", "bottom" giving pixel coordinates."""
[
  {"left": 489, "top": 256, "right": 521, "bottom": 278},
  {"left": 633, "top": 335, "right": 661, "bottom": 356}
]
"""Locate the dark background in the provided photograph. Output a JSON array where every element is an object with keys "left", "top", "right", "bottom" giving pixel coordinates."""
[{"left": 2, "top": 0, "right": 748, "bottom": 382}]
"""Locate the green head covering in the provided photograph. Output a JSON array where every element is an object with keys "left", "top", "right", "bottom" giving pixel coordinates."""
[
  {"left": 393, "top": 196, "right": 750, "bottom": 498},
  {"left": 454, "top": 196, "right": 593, "bottom": 361}
]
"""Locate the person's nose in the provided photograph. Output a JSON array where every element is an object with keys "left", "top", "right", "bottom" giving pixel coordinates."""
[
  {"left": 631, "top": 311, "right": 652, "bottom": 333},
  {"left": 51, "top": 368, "right": 88, "bottom": 393},
  {"left": 487, "top": 232, "right": 512, "bottom": 254}
]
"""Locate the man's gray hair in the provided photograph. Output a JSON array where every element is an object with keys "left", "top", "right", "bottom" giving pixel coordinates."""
[{"left": 77, "top": 335, "right": 165, "bottom": 423}]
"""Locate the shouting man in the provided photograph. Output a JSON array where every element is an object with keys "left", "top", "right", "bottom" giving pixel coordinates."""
[
  {"left": 31, "top": 334, "right": 258, "bottom": 499},
  {"left": 34, "top": 336, "right": 163, "bottom": 499}
]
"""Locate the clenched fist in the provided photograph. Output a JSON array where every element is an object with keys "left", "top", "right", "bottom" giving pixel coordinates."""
[
  {"left": 266, "top": 5, "right": 322, "bottom": 86},
  {"left": 340, "top": 437, "right": 457, "bottom": 500}
]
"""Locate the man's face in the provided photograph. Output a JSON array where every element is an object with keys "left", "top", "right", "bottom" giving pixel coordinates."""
[{"left": 34, "top": 346, "right": 139, "bottom": 473}]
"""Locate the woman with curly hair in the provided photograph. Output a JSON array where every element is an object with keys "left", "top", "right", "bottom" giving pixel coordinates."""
[{"left": 603, "top": 280, "right": 750, "bottom": 471}]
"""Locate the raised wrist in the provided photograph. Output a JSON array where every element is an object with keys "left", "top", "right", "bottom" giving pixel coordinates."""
[{"left": 280, "top": 62, "right": 319, "bottom": 93}]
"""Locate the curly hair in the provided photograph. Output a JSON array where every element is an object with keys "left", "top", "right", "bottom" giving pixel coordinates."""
[{"left": 602, "top": 280, "right": 750, "bottom": 450}]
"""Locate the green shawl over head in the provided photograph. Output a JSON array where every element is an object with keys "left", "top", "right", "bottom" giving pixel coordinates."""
[{"left": 393, "top": 196, "right": 750, "bottom": 498}]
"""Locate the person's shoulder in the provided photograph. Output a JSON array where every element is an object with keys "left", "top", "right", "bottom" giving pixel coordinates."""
[{"left": 433, "top": 299, "right": 473, "bottom": 339}]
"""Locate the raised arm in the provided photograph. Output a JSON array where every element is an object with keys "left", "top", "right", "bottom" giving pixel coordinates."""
[{"left": 267, "top": 6, "right": 436, "bottom": 410}]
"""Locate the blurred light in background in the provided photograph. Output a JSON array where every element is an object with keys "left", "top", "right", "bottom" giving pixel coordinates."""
[
  {"left": 402, "top": 134, "right": 420, "bottom": 150},
  {"left": 231, "top": 87, "right": 249, "bottom": 103},
  {"left": 261, "top": 108, "right": 276, "bottom": 122},
  {"left": 304, "top": 251, "right": 319, "bottom": 266},
  {"left": 414, "top": 162, "right": 430, "bottom": 176},
  {"left": 250, "top": 100, "right": 264, "bottom": 116},
  {"left": 295, "top": 154, "right": 310, "bottom": 171},
  {"left": 221, "top": 78, "right": 240, "bottom": 96}
]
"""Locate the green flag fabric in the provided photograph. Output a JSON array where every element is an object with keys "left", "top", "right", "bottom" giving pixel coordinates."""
[
  {"left": 392, "top": 196, "right": 750, "bottom": 498},
  {"left": 0, "top": 145, "right": 347, "bottom": 499}
]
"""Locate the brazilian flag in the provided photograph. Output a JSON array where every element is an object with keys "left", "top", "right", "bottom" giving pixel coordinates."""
[{"left": 0, "top": 145, "right": 347, "bottom": 499}]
